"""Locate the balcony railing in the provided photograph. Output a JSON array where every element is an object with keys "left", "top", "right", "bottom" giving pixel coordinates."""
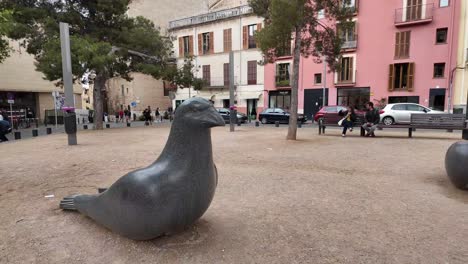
[
  {"left": 395, "top": 4, "right": 434, "bottom": 26},
  {"left": 276, "top": 76, "right": 291, "bottom": 87},
  {"left": 341, "top": 35, "right": 358, "bottom": 50},
  {"left": 169, "top": 5, "right": 253, "bottom": 30},
  {"left": 335, "top": 70, "right": 356, "bottom": 86},
  {"left": 201, "top": 77, "right": 240, "bottom": 89}
]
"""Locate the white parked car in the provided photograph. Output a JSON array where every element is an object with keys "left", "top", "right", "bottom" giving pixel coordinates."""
[{"left": 379, "top": 103, "right": 444, "bottom": 125}]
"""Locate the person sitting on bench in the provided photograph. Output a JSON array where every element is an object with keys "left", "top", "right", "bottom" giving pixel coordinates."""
[{"left": 362, "top": 102, "right": 380, "bottom": 137}]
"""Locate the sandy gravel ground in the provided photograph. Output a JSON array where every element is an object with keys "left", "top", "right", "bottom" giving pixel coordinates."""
[{"left": 0, "top": 125, "right": 467, "bottom": 264}]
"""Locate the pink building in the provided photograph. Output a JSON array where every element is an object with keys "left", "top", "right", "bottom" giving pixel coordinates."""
[{"left": 264, "top": 0, "right": 461, "bottom": 120}]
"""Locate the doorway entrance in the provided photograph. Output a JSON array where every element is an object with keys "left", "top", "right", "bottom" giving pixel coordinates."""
[
  {"left": 429, "top": 88, "right": 446, "bottom": 111},
  {"left": 304, "top": 89, "right": 329, "bottom": 120},
  {"left": 247, "top": 99, "right": 258, "bottom": 121}
]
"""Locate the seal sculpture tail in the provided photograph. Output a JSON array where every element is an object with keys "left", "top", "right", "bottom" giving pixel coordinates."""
[{"left": 60, "top": 195, "right": 80, "bottom": 211}]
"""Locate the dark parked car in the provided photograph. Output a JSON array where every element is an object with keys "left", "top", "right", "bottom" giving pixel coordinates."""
[
  {"left": 314, "top": 106, "right": 365, "bottom": 122},
  {"left": 259, "top": 108, "right": 307, "bottom": 124},
  {"left": 216, "top": 108, "right": 248, "bottom": 123}
]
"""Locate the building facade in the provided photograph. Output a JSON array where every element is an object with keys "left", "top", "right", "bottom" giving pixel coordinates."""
[
  {"left": 0, "top": 41, "right": 83, "bottom": 122},
  {"left": 169, "top": 5, "right": 265, "bottom": 117},
  {"left": 264, "top": 0, "right": 461, "bottom": 120},
  {"left": 453, "top": 0, "right": 468, "bottom": 114}
]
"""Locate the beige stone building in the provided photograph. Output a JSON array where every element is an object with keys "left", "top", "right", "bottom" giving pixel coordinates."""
[
  {"left": 453, "top": 0, "right": 468, "bottom": 114},
  {"left": 104, "top": 0, "right": 214, "bottom": 115},
  {"left": 0, "top": 41, "right": 82, "bottom": 122}
]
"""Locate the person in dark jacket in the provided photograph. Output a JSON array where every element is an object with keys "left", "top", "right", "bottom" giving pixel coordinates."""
[
  {"left": 362, "top": 102, "right": 380, "bottom": 137},
  {"left": 339, "top": 106, "right": 357, "bottom": 137},
  {"left": 0, "top": 120, "right": 11, "bottom": 142}
]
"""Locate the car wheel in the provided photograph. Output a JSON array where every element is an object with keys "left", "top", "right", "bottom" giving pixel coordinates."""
[
  {"left": 261, "top": 117, "right": 268, "bottom": 124},
  {"left": 382, "top": 116, "right": 395, "bottom": 125}
]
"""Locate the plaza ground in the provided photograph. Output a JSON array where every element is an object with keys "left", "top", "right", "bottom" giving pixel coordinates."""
[{"left": 0, "top": 125, "right": 467, "bottom": 264}]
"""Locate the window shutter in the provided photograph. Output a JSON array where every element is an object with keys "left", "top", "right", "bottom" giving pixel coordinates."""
[
  {"left": 243, "top": 26, "right": 248, "bottom": 49},
  {"left": 198, "top": 34, "right": 202, "bottom": 55},
  {"left": 209, "top": 32, "right": 214, "bottom": 54},
  {"left": 349, "top": 57, "right": 354, "bottom": 82},
  {"left": 388, "top": 64, "right": 395, "bottom": 91},
  {"left": 407, "top": 62, "right": 415, "bottom": 91},
  {"left": 179, "top": 37, "right": 183, "bottom": 57},
  {"left": 395, "top": 32, "right": 400, "bottom": 58},
  {"left": 189, "top": 35, "right": 194, "bottom": 56},
  {"left": 257, "top": 23, "right": 262, "bottom": 32},
  {"left": 405, "top": 31, "right": 411, "bottom": 58}
]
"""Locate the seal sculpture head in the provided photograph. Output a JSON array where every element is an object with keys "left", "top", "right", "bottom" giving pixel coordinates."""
[
  {"left": 173, "top": 97, "right": 225, "bottom": 128},
  {"left": 60, "top": 97, "right": 225, "bottom": 240}
]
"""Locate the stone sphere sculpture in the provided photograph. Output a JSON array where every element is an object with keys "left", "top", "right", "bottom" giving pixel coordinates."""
[
  {"left": 60, "top": 97, "right": 225, "bottom": 240},
  {"left": 445, "top": 141, "right": 468, "bottom": 190}
]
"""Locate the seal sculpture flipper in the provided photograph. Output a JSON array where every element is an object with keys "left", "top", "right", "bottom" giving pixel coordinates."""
[{"left": 59, "top": 98, "right": 225, "bottom": 240}]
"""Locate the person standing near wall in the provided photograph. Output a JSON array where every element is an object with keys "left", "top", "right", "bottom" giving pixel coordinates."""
[{"left": 155, "top": 107, "right": 161, "bottom": 123}]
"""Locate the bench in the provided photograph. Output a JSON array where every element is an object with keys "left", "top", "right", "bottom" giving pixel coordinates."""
[
  {"left": 319, "top": 113, "right": 467, "bottom": 139},
  {"left": 408, "top": 114, "right": 467, "bottom": 138},
  {"left": 318, "top": 113, "right": 367, "bottom": 136}
]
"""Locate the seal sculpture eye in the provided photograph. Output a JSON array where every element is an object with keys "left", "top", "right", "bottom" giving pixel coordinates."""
[{"left": 59, "top": 97, "right": 225, "bottom": 240}]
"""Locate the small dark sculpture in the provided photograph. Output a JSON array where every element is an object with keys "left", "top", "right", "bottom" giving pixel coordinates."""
[
  {"left": 60, "top": 98, "right": 225, "bottom": 240},
  {"left": 445, "top": 141, "right": 468, "bottom": 190}
]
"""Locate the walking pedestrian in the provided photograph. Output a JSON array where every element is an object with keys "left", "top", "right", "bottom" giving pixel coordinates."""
[
  {"left": 339, "top": 106, "right": 357, "bottom": 137},
  {"left": 362, "top": 102, "right": 380, "bottom": 137},
  {"left": 119, "top": 109, "right": 124, "bottom": 123},
  {"left": 155, "top": 107, "right": 161, "bottom": 123}
]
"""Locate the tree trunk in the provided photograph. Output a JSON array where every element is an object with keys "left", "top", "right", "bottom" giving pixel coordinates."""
[
  {"left": 93, "top": 72, "right": 107, "bottom": 130},
  {"left": 286, "top": 26, "right": 302, "bottom": 140}
]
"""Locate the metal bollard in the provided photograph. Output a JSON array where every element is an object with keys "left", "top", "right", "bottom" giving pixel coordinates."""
[
  {"left": 127, "top": 123, "right": 131, "bottom": 127},
  {"left": 237, "top": 121, "right": 241, "bottom": 126},
  {"left": 298, "top": 122, "right": 302, "bottom": 128},
  {"left": 106, "top": 124, "right": 110, "bottom": 129},
  {"left": 47, "top": 127, "right": 52, "bottom": 134},
  {"left": 32, "top": 129, "right": 38, "bottom": 137},
  {"left": 14, "top": 131, "right": 21, "bottom": 140},
  {"left": 255, "top": 121, "right": 259, "bottom": 127},
  {"left": 463, "top": 129, "right": 468, "bottom": 140},
  {"left": 275, "top": 121, "right": 280, "bottom": 127},
  {"left": 83, "top": 125, "right": 88, "bottom": 130}
]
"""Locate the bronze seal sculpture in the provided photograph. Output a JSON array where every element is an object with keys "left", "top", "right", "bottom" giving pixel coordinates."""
[{"left": 60, "top": 97, "right": 225, "bottom": 240}]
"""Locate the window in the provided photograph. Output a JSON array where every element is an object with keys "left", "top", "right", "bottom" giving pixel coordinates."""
[
  {"left": 388, "top": 96, "right": 420, "bottom": 104},
  {"left": 388, "top": 63, "right": 415, "bottom": 91},
  {"left": 337, "top": 57, "right": 354, "bottom": 83},
  {"left": 224, "top": 63, "right": 230, "bottom": 87},
  {"left": 243, "top": 24, "right": 262, "bottom": 49},
  {"left": 202, "top": 33, "right": 210, "bottom": 54},
  {"left": 223, "top": 29, "right": 232, "bottom": 52},
  {"left": 434, "top": 63, "right": 445, "bottom": 78},
  {"left": 338, "top": 22, "right": 357, "bottom": 49},
  {"left": 202, "top": 65, "right": 211, "bottom": 85},
  {"left": 406, "top": 0, "right": 423, "bottom": 21},
  {"left": 126, "top": 88, "right": 129, "bottom": 94},
  {"left": 183, "top": 36, "right": 190, "bottom": 55},
  {"left": 317, "top": 9, "right": 325, "bottom": 19},
  {"left": 436, "top": 28, "right": 448, "bottom": 44},
  {"left": 407, "top": 104, "right": 427, "bottom": 112},
  {"left": 395, "top": 31, "right": 411, "bottom": 59},
  {"left": 392, "top": 104, "right": 407, "bottom": 111},
  {"left": 178, "top": 36, "right": 193, "bottom": 57},
  {"left": 248, "top": 61, "right": 257, "bottom": 85},
  {"left": 314, "top": 73, "right": 322, "bottom": 85},
  {"left": 269, "top": 91, "right": 291, "bottom": 109},
  {"left": 342, "top": 0, "right": 358, "bottom": 12},
  {"left": 336, "top": 88, "right": 370, "bottom": 110},
  {"left": 440, "top": 0, "right": 449, "bottom": 7},
  {"left": 248, "top": 24, "right": 257, "bottom": 49},
  {"left": 276, "top": 63, "right": 290, "bottom": 87},
  {"left": 121, "top": 85, "right": 124, "bottom": 96},
  {"left": 277, "top": 40, "right": 292, "bottom": 56}
]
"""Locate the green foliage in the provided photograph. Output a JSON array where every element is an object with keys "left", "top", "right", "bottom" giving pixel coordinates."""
[
  {"left": 168, "top": 56, "right": 206, "bottom": 91},
  {"left": 2, "top": 0, "right": 173, "bottom": 82},
  {"left": 0, "top": 9, "right": 13, "bottom": 63},
  {"left": 249, "top": 0, "right": 355, "bottom": 70},
  {"left": 276, "top": 79, "right": 290, "bottom": 87}
]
